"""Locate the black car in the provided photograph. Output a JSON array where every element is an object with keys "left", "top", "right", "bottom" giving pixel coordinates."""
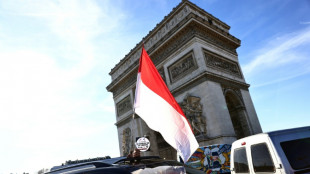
[{"left": 47, "top": 156, "right": 205, "bottom": 174}]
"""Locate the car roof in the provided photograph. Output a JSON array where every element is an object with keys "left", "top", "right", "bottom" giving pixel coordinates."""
[
  {"left": 232, "top": 126, "right": 310, "bottom": 146},
  {"left": 48, "top": 161, "right": 112, "bottom": 173},
  {"left": 48, "top": 156, "right": 161, "bottom": 173},
  {"left": 47, "top": 156, "right": 207, "bottom": 174},
  {"left": 267, "top": 126, "right": 310, "bottom": 137},
  {"left": 100, "top": 156, "right": 126, "bottom": 164}
]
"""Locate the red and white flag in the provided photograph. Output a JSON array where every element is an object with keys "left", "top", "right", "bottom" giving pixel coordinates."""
[{"left": 134, "top": 47, "right": 199, "bottom": 162}]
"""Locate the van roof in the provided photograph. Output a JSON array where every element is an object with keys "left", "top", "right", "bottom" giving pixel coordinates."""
[
  {"left": 266, "top": 126, "right": 310, "bottom": 137},
  {"left": 233, "top": 126, "right": 310, "bottom": 144}
]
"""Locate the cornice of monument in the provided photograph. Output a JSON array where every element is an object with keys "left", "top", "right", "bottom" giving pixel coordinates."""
[
  {"left": 108, "top": 0, "right": 241, "bottom": 83},
  {"left": 115, "top": 113, "right": 140, "bottom": 127}
]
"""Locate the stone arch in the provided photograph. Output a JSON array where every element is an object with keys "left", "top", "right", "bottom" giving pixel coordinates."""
[
  {"left": 155, "top": 131, "right": 177, "bottom": 160},
  {"left": 224, "top": 89, "right": 251, "bottom": 139}
]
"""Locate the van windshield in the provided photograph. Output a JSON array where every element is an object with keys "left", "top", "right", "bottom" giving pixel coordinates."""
[{"left": 280, "top": 137, "right": 310, "bottom": 170}]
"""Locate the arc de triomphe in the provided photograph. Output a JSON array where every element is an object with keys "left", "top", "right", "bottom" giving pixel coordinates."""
[{"left": 106, "top": 0, "right": 262, "bottom": 160}]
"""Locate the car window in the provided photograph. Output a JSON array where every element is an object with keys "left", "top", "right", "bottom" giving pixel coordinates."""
[
  {"left": 234, "top": 147, "right": 249, "bottom": 173},
  {"left": 251, "top": 143, "right": 275, "bottom": 173},
  {"left": 280, "top": 137, "right": 310, "bottom": 170}
]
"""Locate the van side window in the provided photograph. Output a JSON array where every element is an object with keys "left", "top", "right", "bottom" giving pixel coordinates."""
[
  {"left": 251, "top": 143, "right": 275, "bottom": 173},
  {"left": 280, "top": 137, "right": 310, "bottom": 170},
  {"left": 234, "top": 147, "right": 249, "bottom": 173}
]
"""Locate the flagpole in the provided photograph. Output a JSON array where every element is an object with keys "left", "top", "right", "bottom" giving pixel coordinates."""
[
  {"left": 130, "top": 42, "right": 144, "bottom": 156},
  {"left": 130, "top": 43, "right": 143, "bottom": 156}
]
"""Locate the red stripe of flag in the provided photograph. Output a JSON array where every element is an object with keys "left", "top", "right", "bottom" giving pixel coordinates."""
[{"left": 138, "top": 47, "right": 190, "bottom": 127}]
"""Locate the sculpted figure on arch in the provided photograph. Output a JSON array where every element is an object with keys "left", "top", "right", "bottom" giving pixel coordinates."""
[{"left": 180, "top": 95, "right": 207, "bottom": 135}]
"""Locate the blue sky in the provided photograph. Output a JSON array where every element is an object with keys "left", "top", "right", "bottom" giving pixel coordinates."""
[{"left": 0, "top": 0, "right": 309, "bottom": 173}]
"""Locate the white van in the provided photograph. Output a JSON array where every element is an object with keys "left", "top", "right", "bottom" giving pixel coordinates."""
[{"left": 230, "top": 126, "right": 310, "bottom": 174}]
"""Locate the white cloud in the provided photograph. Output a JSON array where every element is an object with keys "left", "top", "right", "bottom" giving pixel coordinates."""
[
  {"left": 0, "top": 0, "right": 126, "bottom": 77},
  {"left": 252, "top": 69, "right": 310, "bottom": 88},
  {"left": 300, "top": 21, "right": 310, "bottom": 25},
  {"left": 0, "top": 50, "right": 120, "bottom": 172},
  {"left": 0, "top": 49, "right": 113, "bottom": 172},
  {"left": 243, "top": 27, "right": 310, "bottom": 75},
  {"left": 0, "top": 0, "right": 126, "bottom": 173}
]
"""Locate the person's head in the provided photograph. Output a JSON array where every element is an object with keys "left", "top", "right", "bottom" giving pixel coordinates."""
[{"left": 132, "top": 149, "right": 140, "bottom": 158}]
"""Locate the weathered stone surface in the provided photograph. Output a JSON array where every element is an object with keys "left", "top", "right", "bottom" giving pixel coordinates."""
[{"left": 116, "top": 95, "right": 132, "bottom": 117}]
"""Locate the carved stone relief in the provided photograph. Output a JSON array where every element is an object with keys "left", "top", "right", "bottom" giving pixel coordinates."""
[
  {"left": 204, "top": 50, "right": 242, "bottom": 78},
  {"left": 168, "top": 51, "right": 197, "bottom": 83},
  {"left": 158, "top": 68, "right": 167, "bottom": 84},
  {"left": 122, "top": 128, "right": 132, "bottom": 156},
  {"left": 152, "top": 27, "right": 196, "bottom": 66},
  {"left": 117, "top": 95, "right": 132, "bottom": 116},
  {"left": 179, "top": 95, "right": 207, "bottom": 135}
]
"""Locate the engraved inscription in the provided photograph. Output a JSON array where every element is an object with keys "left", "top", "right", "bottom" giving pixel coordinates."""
[
  {"left": 117, "top": 95, "right": 132, "bottom": 116},
  {"left": 168, "top": 51, "right": 197, "bottom": 83},
  {"left": 204, "top": 50, "right": 241, "bottom": 77}
]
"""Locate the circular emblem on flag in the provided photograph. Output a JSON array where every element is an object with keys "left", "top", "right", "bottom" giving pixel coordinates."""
[{"left": 135, "top": 137, "right": 150, "bottom": 152}]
